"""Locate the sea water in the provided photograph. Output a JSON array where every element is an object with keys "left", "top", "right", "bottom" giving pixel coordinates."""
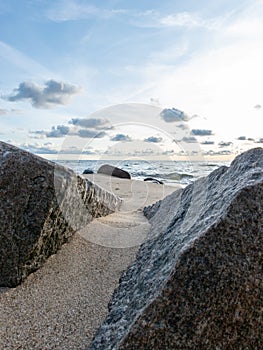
[{"left": 55, "top": 159, "right": 230, "bottom": 187}]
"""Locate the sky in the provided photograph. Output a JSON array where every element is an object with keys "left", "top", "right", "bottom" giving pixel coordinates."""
[{"left": 0, "top": 0, "right": 262, "bottom": 161}]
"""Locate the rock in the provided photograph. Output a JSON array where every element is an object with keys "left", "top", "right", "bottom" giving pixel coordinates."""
[
  {"left": 90, "top": 148, "right": 263, "bottom": 350},
  {"left": 0, "top": 142, "right": 121, "bottom": 287},
  {"left": 83, "top": 169, "right": 94, "bottom": 174},
  {"left": 97, "top": 164, "right": 131, "bottom": 179},
  {"left": 144, "top": 177, "right": 164, "bottom": 185}
]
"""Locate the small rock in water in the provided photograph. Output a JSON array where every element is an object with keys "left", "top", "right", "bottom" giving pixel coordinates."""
[
  {"left": 144, "top": 177, "right": 164, "bottom": 184},
  {"left": 83, "top": 169, "right": 94, "bottom": 174}
]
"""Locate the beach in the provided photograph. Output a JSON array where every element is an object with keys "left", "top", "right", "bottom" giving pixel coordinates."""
[{"left": 0, "top": 175, "right": 177, "bottom": 349}]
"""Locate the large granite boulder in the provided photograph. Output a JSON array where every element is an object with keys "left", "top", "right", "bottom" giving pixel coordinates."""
[
  {"left": 98, "top": 164, "right": 131, "bottom": 179},
  {"left": 0, "top": 141, "right": 121, "bottom": 287},
  {"left": 90, "top": 147, "right": 263, "bottom": 349}
]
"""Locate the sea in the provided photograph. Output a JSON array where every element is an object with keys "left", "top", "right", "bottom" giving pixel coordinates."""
[{"left": 55, "top": 159, "right": 231, "bottom": 187}]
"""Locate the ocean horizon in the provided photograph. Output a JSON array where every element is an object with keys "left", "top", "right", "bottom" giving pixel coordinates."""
[{"left": 54, "top": 159, "right": 230, "bottom": 187}]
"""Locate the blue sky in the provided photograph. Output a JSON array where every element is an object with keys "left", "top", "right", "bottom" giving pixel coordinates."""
[{"left": 0, "top": 0, "right": 262, "bottom": 160}]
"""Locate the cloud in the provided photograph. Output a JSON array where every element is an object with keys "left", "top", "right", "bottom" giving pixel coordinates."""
[
  {"left": 110, "top": 133, "right": 132, "bottom": 142},
  {"left": 31, "top": 125, "right": 70, "bottom": 138},
  {"left": 20, "top": 143, "right": 59, "bottom": 154},
  {"left": 78, "top": 129, "right": 106, "bottom": 138},
  {"left": 254, "top": 104, "right": 262, "bottom": 109},
  {"left": 0, "top": 108, "right": 21, "bottom": 115},
  {"left": 20, "top": 142, "right": 96, "bottom": 155},
  {"left": 176, "top": 123, "right": 188, "bottom": 130},
  {"left": 204, "top": 149, "right": 232, "bottom": 156},
  {"left": 47, "top": 125, "right": 70, "bottom": 138},
  {"left": 144, "top": 136, "right": 163, "bottom": 143},
  {"left": 70, "top": 117, "right": 110, "bottom": 129},
  {"left": 181, "top": 136, "right": 198, "bottom": 143},
  {"left": 47, "top": 1, "right": 127, "bottom": 22},
  {"left": 159, "top": 12, "right": 220, "bottom": 30},
  {"left": 191, "top": 129, "right": 213, "bottom": 136},
  {"left": 58, "top": 146, "right": 95, "bottom": 154},
  {"left": 160, "top": 108, "right": 189, "bottom": 122},
  {"left": 255, "top": 138, "right": 263, "bottom": 143},
  {"left": 0, "top": 40, "right": 51, "bottom": 78},
  {"left": 7, "top": 80, "right": 81, "bottom": 108},
  {"left": 237, "top": 136, "right": 246, "bottom": 140},
  {"left": 201, "top": 140, "right": 215, "bottom": 145},
  {"left": 0, "top": 108, "right": 7, "bottom": 115},
  {"left": 218, "top": 141, "right": 233, "bottom": 147}
]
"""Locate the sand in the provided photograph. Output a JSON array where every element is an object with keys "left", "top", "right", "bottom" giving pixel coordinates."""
[{"left": 0, "top": 175, "right": 177, "bottom": 349}]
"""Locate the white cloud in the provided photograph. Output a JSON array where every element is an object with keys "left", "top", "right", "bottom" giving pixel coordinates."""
[
  {"left": 47, "top": 0, "right": 127, "bottom": 22},
  {"left": 159, "top": 12, "right": 215, "bottom": 29},
  {"left": 0, "top": 41, "right": 51, "bottom": 80},
  {"left": 129, "top": 3, "right": 263, "bottom": 141},
  {"left": 0, "top": 108, "right": 7, "bottom": 115}
]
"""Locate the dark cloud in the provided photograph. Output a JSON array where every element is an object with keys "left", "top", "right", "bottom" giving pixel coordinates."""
[
  {"left": 47, "top": 125, "right": 70, "bottom": 138},
  {"left": 144, "top": 136, "right": 163, "bottom": 143},
  {"left": 254, "top": 104, "right": 262, "bottom": 109},
  {"left": 247, "top": 137, "right": 255, "bottom": 141},
  {"left": 78, "top": 129, "right": 106, "bottom": 138},
  {"left": 7, "top": 80, "right": 81, "bottom": 108},
  {"left": 160, "top": 108, "right": 189, "bottom": 122},
  {"left": 201, "top": 140, "right": 215, "bottom": 145},
  {"left": 31, "top": 125, "right": 70, "bottom": 138},
  {"left": 237, "top": 136, "right": 246, "bottom": 140},
  {"left": 70, "top": 117, "right": 110, "bottom": 129},
  {"left": 110, "top": 134, "right": 132, "bottom": 142},
  {"left": 181, "top": 136, "right": 198, "bottom": 143},
  {"left": 191, "top": 129, "right": 213, "bottom": 136},
  {"left": 218, "top": 141, "right": 233, "bottom": 147}
]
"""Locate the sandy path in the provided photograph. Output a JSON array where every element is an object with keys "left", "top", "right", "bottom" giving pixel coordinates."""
[{"left": 0, "top": 175, "right": 177, "bottom": 349}]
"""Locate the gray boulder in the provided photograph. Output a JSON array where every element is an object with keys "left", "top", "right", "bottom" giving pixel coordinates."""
[
  {"left": 0, "top": 142, "right": 121, "bottom": 287},
  {"left": 90, "top": 147, "right": 263, "bottom": 349},
  {"left": 98, "top": 164, "right": 131, "bottom": 179}
]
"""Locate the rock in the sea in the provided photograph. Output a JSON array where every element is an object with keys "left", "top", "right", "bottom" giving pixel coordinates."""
[
  {"left": 144, "top": 177, "right": 164, "bottom": 185},
  {"left": 0, "top": 142, "right": 121, "bottom": 287},
  {"left": 83, "top": 169, "right": 94, "bottom": 174},
  {"left": 90, "top": 147, "right": 263, "bottom": 350},
  {"left": 97, "top": 164, "right": 131, "bottom": 179}
]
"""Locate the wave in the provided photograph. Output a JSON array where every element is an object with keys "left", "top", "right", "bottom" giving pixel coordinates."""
[
  {"left": 133, "top": 171, "right": 194, "bottom": 181},
  {"left": 162, "top": 172, "right": 194, "bottom": 180}
]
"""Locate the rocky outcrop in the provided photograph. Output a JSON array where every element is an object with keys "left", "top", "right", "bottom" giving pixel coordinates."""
[
  {"left": 90, "top": 148, "right": 263, "bottom": 349},
  {"left": 0, "top": 142, "right": 121, "bottom": 287},
  {"left": 98, "top": 164, "right": 131, "bottom": 179}
]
